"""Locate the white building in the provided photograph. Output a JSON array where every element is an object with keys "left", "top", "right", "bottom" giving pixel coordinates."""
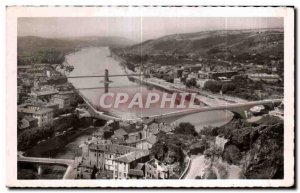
[
  {"left": 52, "top": 94, "right": 71, "bottom": 109},
  {"left": 248, "top": 73, "right": 280, "bottom": 83},
  {"left": 145, "top": 159, "right": 169, "bottom": 179},
  {"left": 18, "top": 105, "right": 54, "bottom": 127}
]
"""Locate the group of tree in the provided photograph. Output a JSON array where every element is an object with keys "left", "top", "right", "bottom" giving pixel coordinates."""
[
  {"left": 17, "top": 125, "right": 55, "bottom": 151},
  {"left": 185, "top": 78, "right": 197, "bottom": 88},
  {"left": 151, "top": 132, "right": 185, "bottom": 166},
  {"left": 204, "top": 80, "right": 236, "bottom": 93},
  {"left": 174, "top": 122, "right": 198, "bottom": 137},
  {"left": 151, "top": 122, "right": 199, "bottom": 166}
]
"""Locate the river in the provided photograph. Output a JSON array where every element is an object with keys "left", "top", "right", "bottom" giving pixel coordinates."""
[{"left": 65, "top": 47, "right": 233, "bottom": 132}]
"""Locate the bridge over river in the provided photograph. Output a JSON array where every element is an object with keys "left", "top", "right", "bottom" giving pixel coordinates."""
[
  {"left": 77, "top": 89, "right": 283, "bottom": 122},
  {"left": 67, "top": 68, "right": 282, "bottom": 122},
  {"left": 18, "top": 156, "right": 75, "bottom": 179}
]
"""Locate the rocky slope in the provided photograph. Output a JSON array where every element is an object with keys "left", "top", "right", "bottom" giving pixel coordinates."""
[{"left": 200, "top": 116, "right": 284, "bottom": 179}]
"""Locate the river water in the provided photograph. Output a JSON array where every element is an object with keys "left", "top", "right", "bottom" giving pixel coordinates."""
[{"left": 65, "top": 47, "right": 233, "bottom": 132}]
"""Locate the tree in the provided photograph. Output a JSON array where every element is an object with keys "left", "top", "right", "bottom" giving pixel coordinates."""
[
  {"left": 221, "top": 83, "right": 236, "bottom": 93},
  {"left": 204, "top": 80, "right": 222, "bottom": 92},
  {"left": 174, "top": 122, "right": 198, "bottom": 136},
  {"left": 204, "top": 144, "right": 223, "bottom": 162},
  {"left": 90, "top": 165, "right": 98, "bottom": 179},
  {"left": 103, "top": 131, "right": 113, "bottom": 140},
  {"left": 185, "top": 78, "right": 197, "bottom": 88},
  {"left": 17, "top": 125, "right": 55, "bottom": 151},
  {"left": 151, "top": 133, "right": 185, "bottom": 165}
]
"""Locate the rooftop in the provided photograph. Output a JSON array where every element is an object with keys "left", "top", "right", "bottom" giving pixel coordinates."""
[
  {"left": 128, "top": 169, "right": 144, "bottom": 177},
  {"left": 113, "top": 150, "right": 149, "bottom": 163},
  {"left": 32, "top": 89, "right": 58, "bottom": 96},
  {"left": 89, "top": 143, "right": 139, "bottom": 155},
  {"left": 144, "top": 135, "right": 157, "bottom": 145},
  {"left": 53, "top": 94, "right": 70, "bottom": 100},
  {"left": 18, "top": 106, "right": 53, "bottom": 115}
]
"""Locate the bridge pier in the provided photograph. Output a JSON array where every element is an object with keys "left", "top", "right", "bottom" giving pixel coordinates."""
[
  {"left": 37, "top": 165, "right": 43, "bottom": 176},
  {"left": 230, "top": 109, "right": 249, "bottom": 119}
]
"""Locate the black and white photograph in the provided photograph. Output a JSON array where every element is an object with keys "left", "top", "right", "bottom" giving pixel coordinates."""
[{"left": 6, "top": 6, "right": 294, "bottom": 188}]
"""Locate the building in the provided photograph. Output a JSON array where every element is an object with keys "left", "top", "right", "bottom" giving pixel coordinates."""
[
  {"left": 196, "top": 79, "right": 210, "bottom": 88},
  {"left": 145, "top": 159, "right": 169, "bottom": 179},
  {"left": 52, "top": 94, "right": 71, "bottom": 109},
  {"left": 135, "top": 135, "right": 157, "bottom": 150},
  {"left": 86, "top": 143, "right": 150, "bottom": 179},
  {"left": 198, "top": 71, "right": 209, "bottom": 79},
  {"left": 21, "top": 98, "right": 59, "bottom": 114},
  {"left": 144, "top": 122, "right": 174, "bottom": 136},
  {"left": 19, "top": 116, "right": 38, "bottom": 130},
  {"left": 18, "top": 105, "right": 54, "bottom": 127},
  {"left": 87, "top": 144, "right": 142, "bottom": 170},
  {"left": 30, "top": 89, "right": 58, "bottom": 101},
  {"left": 215, "top": 136, "right": 228, "bottom": 151},
  {"left": 184, "top": 65, "right": 203, "bottom": 73},
  {"left": 173, "top": 68, "right": 183, "bottom": 78},
  {"left": 43, "top": 103, "right": 59, "bottom": 113},
  {"left": 247, "top": 73, "right": 280, "bottom": 83},
  {"left": 111, "top": 123, "right": 144, "bottom": 142},
  {"left": 208, "top": 71, "right": 238, "bottom": 80},
  {"left": 113, "top": 150, "right": 150, "bottom": 179},
  {"left": 173, "top": 78, "right": 182, "bottom": 85}
]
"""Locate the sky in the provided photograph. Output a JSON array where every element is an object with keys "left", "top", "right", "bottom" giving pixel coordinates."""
[{"left": 18, "top": 17, "right": 283, "bottom": 42}]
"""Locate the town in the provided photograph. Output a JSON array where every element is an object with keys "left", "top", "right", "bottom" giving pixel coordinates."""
[{"left": 17, "top": 28, "right": 284, "bottom": 180}]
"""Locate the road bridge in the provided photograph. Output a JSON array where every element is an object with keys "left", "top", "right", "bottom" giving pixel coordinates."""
[
  {"left": 18, "top": 156, "right": 75, "bottom": 179},
  {"left": 77, "top": 88, "right": 282, "bottom": 122},
  {"left": 68, "top": 69, "right": 282, "bottom": 121},
  {"left": 148, "top": 99, "right": 283, "bottom": 120}
]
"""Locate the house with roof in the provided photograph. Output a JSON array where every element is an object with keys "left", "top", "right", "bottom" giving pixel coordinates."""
[
  {"left": 135, "top": 135, "right": 157, "bottom": 150},
  {"left": 111, "top": 124, "right": 144, "bottom": 143},
  {"left": 111, "top": 128, "right": 129, "bottom": 142},
  {"left": 145, "top": 159, "right": 169, "bottom": 179},
  {"left": 86, "top": 143, "right": 150, "bottom": 179},
  {"left": 18, "top": 105, "right": 54, "bottom": 127},
  {"left": 30, "top": 88, "right": 58, "bottom": 101},
  {"left": 52, "top": 94, "right": 71, "bottom": 109},
  {"left": 127, "top": 163, "right": 145, "bottom": 179},
  {"left": 145, "top": 123, "right": 160, "bottom": 136},
  {"left": 112, "top": 150, "right": 150, "bottom": 179},
  {"left": 87, "top": 144, "right": 144, "bottom": 170},
  {"left": 19, "top": 116, "right": 38, "bottom": 130}
]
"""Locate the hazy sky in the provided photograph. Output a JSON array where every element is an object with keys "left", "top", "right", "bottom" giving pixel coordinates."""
[{"left": 18, "top": 17, "right": 283, "bottom": 42}]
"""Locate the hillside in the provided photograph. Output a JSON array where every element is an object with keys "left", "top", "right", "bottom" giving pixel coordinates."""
[
  {"left": 17, "top": 36, "right": 135, "bottom": 65},
  {"left": 124, "top": 28, "right": 284, "bottom": 60},
  {"left": 18, "top": 36, "right": 134, "bottom": 55}
]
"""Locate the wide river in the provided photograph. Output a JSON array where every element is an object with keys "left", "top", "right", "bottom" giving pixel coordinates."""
[{"left": 66, "top": 47, "right": 233, "bottom": 132}]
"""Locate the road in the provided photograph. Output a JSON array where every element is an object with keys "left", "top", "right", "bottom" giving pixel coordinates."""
[
  {"left": 184, "top": 155, "right": 208, "bottom": 179},
  {"left": 184, "top": 155, "right": 243, "bottom": 179}
]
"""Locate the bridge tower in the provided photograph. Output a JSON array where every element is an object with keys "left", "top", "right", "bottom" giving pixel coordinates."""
[{"left": 104, "top": 69, "right": 109, "bottom": 93}]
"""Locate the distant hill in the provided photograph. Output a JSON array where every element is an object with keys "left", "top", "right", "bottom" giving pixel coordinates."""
[
  {"left": 18, "top": 36, "right": 135, "bottom": 55},
  {"left": 124, "top": 28, "right": 284, "bottom": 59}
]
